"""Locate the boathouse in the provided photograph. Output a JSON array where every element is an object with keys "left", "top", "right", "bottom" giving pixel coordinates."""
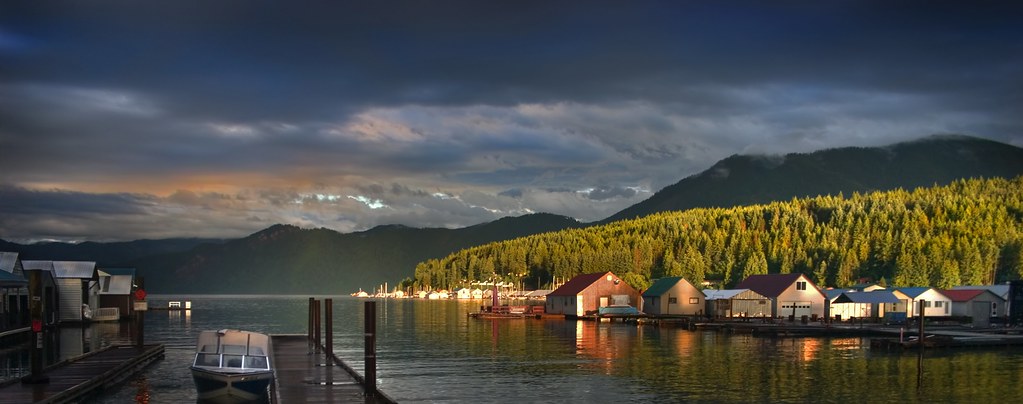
[
  {"left": 1, "top": 252, "right": 28, "bottom": 332},
  {"left": 545, "top": 272, "right": 640, "bottom": 317},
  {"left": 736, "top": 273, "right": 827, "bottom": 318},
  {"left": 642, "top": 277, "right": 705, "bottom": 316},
  {"left": 98, "top": 268, "right": 137, "bottom": 319},
  {"left": 830, "top": 290, "right": 902, "bottom": 320},
  {"left": 703, "top": 288, "right": 770, "bottom": 318},
  {"left": 455, "top": 288, "right": 472, "bottom": 299},
  {"left": 941, "top": 289, "right": 1004, "bottom": 320},
  {"left": 27, "top": 261, "right": 100, "bottom": 322},
  {"left": 892, "top": 287, "right": 952, "bottom": 318},
  {"left": 951, "top": 284, "right": 1010, "bottom": 316},
  {"left": 20, "top": 260, "right": 60, "bottom": 326}
]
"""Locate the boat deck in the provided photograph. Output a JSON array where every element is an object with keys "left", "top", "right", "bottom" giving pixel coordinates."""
[
  {"left": 0, "top": 344, "right": 163, "bottom": 404},
  {"left": 270, "top": 335, "right": 394, "bottom": 404}
]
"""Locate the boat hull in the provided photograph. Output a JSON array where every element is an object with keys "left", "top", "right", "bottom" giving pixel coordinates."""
[{"left": 191, "top": 366, "right": 273, "bottom": 403}]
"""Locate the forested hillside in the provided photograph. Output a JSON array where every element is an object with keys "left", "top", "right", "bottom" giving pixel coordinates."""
[
  {"left": 412, "top": 177, "right": 1023, "bottom": 292},
  {"left": 602, "top": 135, "right": 1023, "bottom": 223}
]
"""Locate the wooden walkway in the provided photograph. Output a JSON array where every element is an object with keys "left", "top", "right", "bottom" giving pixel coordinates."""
[
  {"left": 270, "top": 335, "right": 395, "bottom": 404},
  {"left": 0, "top": 344, "right": 164, "bottom": 404}
]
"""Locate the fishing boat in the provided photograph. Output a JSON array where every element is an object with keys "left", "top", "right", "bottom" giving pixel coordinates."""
[{"left": 190, "top": 329, "right": 274, "bottom": 403}]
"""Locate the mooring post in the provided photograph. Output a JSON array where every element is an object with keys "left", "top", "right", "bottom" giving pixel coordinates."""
[
  {"left": 365, "top": 300, "right": 377, "bottom": 396},
  {"left": 136, "top": 277, "right": 145, "bottom": 348},
  {"left": 308, "top": 297, "right": 315, "bottom": 350},
  {"left": 918, "top": 299, "right": 926, "bottom": 347},
  {"left": 304, "top": 298, "right": 313, "bottom": 339},
  {"left": 22, "top": 269, "right": 49, "bottom": 384},
  {"left": 325, "top": 298, "right": 333, "bottom": 362},
  {"left": 313, "top": 299, "right": 322, "bottom": 353}
]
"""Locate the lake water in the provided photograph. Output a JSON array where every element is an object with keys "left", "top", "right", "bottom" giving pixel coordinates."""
[{"left": 5, "top": 295, "right": 1023, "bottom": 402}]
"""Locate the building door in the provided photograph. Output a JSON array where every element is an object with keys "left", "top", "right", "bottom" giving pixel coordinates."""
[
  {"left": 972, "top": 301, "right": 991, "bottom": 327},
  {"left": 781, "top": 301, "right": 812, "bottom": 317}
]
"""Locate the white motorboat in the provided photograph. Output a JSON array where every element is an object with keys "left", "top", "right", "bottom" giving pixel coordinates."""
[{"left": 190, "top": 329, "right": 274, "bottom": 403}]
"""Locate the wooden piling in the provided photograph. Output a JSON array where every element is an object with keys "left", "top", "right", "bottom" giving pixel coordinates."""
[
  {"left": 24, "top": 268, "right": 48, "bottom": 384},
  {"left": 313, "top": 299, "right": 321, "bottom": 353},
  {"left": 365, "top": 301, "right": 377, "bottom": 397},
  {"left": 307, "top": 297, "right": 314, "bottom": 344},
  {"left": 325, "top": 298, "right": 333, "bottom": 360}
]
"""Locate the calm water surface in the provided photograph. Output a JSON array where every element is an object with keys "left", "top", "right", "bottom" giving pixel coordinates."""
[{"left": 7, "top": 295, "right": 1022, "bottom": 403}]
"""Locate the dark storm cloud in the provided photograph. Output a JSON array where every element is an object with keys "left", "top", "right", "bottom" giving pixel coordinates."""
[
  {"left": 0, "top": 185, "right": 147, "bottom": 216},
  {"left": 1, "top": 1, "right": 1021, "bottom": 241}
]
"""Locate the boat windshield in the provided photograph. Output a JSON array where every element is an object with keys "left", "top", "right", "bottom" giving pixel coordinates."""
[{"left": 193, "top": 330, "right": 270, "bottom": 370}]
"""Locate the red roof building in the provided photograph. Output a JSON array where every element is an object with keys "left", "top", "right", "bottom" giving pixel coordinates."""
[
  {"left": 545, "top": 272, "right": 640, "bottom": 317},
  {"left": 941, "top": 289, "right": 1005, "bottom": 319}
]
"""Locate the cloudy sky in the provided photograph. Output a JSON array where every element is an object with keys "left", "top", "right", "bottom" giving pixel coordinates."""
[{"left": 1, "top": 1, "right": 1021, "bottom": 243}]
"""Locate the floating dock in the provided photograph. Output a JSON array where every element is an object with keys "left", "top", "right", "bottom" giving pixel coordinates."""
[
  {"left": 270, "top": 335, "right": 395, "bottom": 404},
  {"left": 870, "top": 329, "right": 1023, "bottom": 350},
  {"left": 0, "top": 344, "right": 164, "bottom": 404}
]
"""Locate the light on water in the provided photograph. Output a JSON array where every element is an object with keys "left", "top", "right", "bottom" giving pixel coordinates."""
[{"left": 5, "top": 295, "right": 1022, "bottom": 403}]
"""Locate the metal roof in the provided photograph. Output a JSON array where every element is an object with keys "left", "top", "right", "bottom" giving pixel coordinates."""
[
  {"left": 703, "top": 288, "right": 768, "bottom": 300},
  {"left": 643, "top": 276, "right": 695, "bottom": 297},
  {"left": 21, "top": 260, "right": 54, "bottom": 271},
  {"left": 951, "top": 284, "right": 1010, "bottom": 298},
  {"left": 833, "top": 290, "right": 901, "bottom": 304},
  {"left": 940, "top": 289, "right": 1004, "bottom": 302},
  {"left": 100, "top": 273, "right": 134, "bottom": 295},
  {"left": 52, "top": 261, "right": 97, "bottom": 279},
  {"left": 736, "top": 273, "right": 825, "bottom": 298},
  {"left": 894, "top": 287, "right": 933, "bottom": 299},
  {"left": 100, "top": 268, "right": 136, "bottom": 277},
  {"left": 549, "top": 272, "right": 616, "bottom": 296},
  {"left": 0, "top": 252, "right": 19, "bottom": 273},
  {"left": 0, "top": 268, "right": 27, "bottom": 286},
  {"left": 825, "top": 289, "right": 853, "bottom": 301}
]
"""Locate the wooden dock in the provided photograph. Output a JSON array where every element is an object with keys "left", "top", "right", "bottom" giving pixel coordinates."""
[
  {"left": 0, "top": 344, "right": 164, "bottom": 404},
  {"left": 870, "top": 329, "right": 1023, "bottom": 350},
  {"left": 270, "top": 335, "right": 395, "bottom": 404}
]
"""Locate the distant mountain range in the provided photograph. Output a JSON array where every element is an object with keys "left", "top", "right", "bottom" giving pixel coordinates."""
[{"left": 3, "top": 135, "right": 1022, "bottom": 293}]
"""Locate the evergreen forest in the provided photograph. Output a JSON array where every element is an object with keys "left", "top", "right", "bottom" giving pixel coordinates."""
[{"left": 410, "top": 176, "right": 1023, "bottom": 292}]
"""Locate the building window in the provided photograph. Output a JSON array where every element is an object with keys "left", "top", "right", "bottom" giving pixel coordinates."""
[
  {"left": 689, "top": 297, "right": 700, "bottom": 304},
  {"left": 935, "top": 301, "right": 943, "bottom": 308},
  {"left": 796, "top": 281, "right": 807, "bottom": 291},
  {"left": 668, "top": 297, "right": 678, "bottom": 304},
  {"left": 924, "top": 301, "right": 932, "bottom": 308}
]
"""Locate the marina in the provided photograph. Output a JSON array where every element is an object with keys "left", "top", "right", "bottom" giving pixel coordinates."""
[{"left": 4, "top": 295, "right": 1023, "bottom": 402}]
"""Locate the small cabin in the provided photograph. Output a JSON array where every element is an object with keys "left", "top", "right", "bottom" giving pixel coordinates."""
[{"left": 642, "top": 277, "right": 705, "bottom": 316}]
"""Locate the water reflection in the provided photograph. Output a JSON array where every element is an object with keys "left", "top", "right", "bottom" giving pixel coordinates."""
[
  {"left": 0, "top": 320, "right": 137, "bottom": 382},
  {"left": 8, "top": 296, "right": 1023, "bottom": 403}
]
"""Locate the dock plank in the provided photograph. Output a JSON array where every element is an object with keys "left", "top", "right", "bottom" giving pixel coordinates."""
[
  {"left": 270, "top": 335, "right": 390, "bottom": 404},
  {"left": 0, "top": 344, "right": 164, "bottom": 404}
]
